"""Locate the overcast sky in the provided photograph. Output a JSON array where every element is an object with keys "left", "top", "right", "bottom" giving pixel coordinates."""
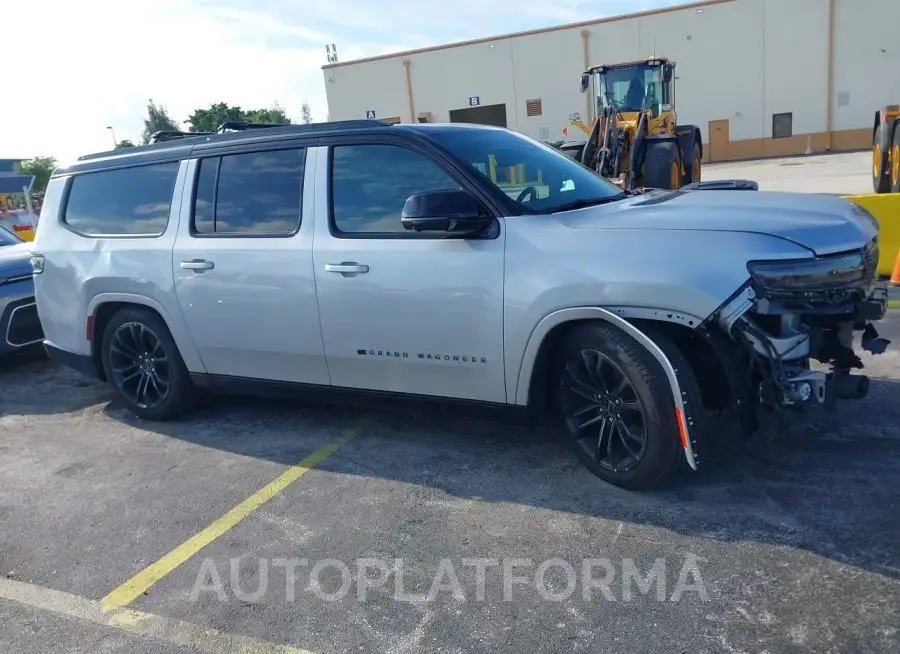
[{"left": 2, "top": 0, "right": 679, "bottom": 163}]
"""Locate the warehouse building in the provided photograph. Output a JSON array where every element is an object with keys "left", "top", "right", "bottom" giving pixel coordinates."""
[{"left": 322, "top": 0, "right": 898, "bottom": 162}]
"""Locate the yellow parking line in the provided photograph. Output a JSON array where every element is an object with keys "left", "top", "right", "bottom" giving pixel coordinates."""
[
  {"left": 101, "top": 426, "right": 362, "bottom": 611},
  {"left": 0, "top": 576, "right": 314, "bottom": 653},
  {"left": 888, "top": 299, "right": 900, "bottom": 309}
]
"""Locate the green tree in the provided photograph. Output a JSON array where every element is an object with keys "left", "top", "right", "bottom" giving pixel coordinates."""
[
  {"left": 300, "top": 101, "right": 312, "bottom": 124},
  {"left": 186, "top": 102, "right": 291, "bottom": 133},
  {"left": 115, "top": 139, "right": 136, "bottom": 149},
  {"left": 245, "top": 102, "right": 291, "bottom": 125},
  {"left": 186, "top": 102, "right": 245, "bottom": 133},
  {"left": 14, "top": 156, "right": 58, "bottom": 196},
  {"left": 141, "top": 99, "right": 179, "bottom": 145}
]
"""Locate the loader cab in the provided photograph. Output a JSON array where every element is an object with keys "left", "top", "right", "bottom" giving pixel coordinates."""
[{"left": 582, "top": 58, "right": 675, "bottom": 122}]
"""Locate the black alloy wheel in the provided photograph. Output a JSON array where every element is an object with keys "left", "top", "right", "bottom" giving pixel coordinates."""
[
  {"left": 100, "top": 306, "right": 195, "bottom": 420},
  {"left": 559, "top": 348, "right": 648, "bottom": 472},
  {"left": 553, "top": 322, "right": 701, "bottom": 490},
  {"left": 108, "top": 321, "right": 171, "bottom": 409}
]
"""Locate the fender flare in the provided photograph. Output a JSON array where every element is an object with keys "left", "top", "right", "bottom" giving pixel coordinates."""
[
  {"left": 514, "top": 307, "right": 698, "bottom": 470},
  {"left": 85, "top": 292, "right": 206, "bottom": 373}
]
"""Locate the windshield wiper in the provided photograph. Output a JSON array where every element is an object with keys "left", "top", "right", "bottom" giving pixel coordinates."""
[{"left": 549, "top": 193, "right": 629, "bottom": 213}]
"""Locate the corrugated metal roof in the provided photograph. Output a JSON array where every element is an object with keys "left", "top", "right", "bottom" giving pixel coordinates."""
[{"left": 0, "top": 175, "right": 34, "bottom": 194}]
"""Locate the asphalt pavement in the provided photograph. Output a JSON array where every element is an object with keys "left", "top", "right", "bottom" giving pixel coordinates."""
[{"left": 1, "top": 308, "right": 898, "bottom": 653}]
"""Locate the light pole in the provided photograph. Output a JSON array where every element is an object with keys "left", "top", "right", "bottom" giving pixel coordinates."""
[{"left": 106, "top": 126, "right": 117, "bottom": 148}]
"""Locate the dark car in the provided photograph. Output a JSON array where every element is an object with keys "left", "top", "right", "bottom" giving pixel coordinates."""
[{"left": 0, "top": 224, "right": 43, "bottom": 355}]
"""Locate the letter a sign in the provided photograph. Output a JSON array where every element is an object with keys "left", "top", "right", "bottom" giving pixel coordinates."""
[{"left": 366, "top": 110, "right": 377, "bottom": 119}]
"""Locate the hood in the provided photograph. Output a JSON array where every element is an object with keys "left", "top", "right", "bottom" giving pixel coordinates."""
[
  {"left": 0, "top": 242, "right": 34, "bottom": 283},
  {"left": 554, "top": 189, "right": 878, "bottom": 256}
]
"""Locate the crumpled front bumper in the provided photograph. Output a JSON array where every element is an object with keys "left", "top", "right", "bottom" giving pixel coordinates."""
[
  {"left": 857, "top": 280, "right": 888, "bottom": 324},
  {"left": 715, "top": 274, "right": 890, "bottom": 412}
]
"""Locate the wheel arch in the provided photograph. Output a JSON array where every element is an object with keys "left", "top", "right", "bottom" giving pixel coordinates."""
[
  {"left": 86, "top": 293, "right": 205, "bottom": 380},
  {"left": 514, "top": 307, "right": 701, "bottom": 470}
]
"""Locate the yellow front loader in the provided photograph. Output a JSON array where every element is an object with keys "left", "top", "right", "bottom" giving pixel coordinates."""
[
  {"left": 573, "top": 57, "right": 702, "bottom": 191},
  {"left": 872, "top": 105, "right": 900, "bottom": 194}
]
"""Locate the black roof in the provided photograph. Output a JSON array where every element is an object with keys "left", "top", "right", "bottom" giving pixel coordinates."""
[{"left": 53, "top": 120, "right": 505, "bottom": 177}]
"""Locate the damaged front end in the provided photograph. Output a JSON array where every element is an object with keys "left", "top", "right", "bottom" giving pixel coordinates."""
[{"left": 713, "top": 238, "right": 888, "bottom": 428}]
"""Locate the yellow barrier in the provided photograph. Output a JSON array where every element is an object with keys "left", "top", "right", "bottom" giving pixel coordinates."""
[
  {"left": 844, "top": 193, "right": 900, "bottom": 277},
  {"left": 13, "top": 227, "right": 35, "bottom": 241}
]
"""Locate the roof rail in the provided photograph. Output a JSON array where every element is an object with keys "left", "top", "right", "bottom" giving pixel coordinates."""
[
  {"left": 143, "top": 118, "right": 396, "bottom": 147},
  {"left": 217, "top": 120, "right": 288, "bottom": 132},
  {"left": 216, "top": 119, "right": 394, "bottom": 133},
  {"left": 149, "top": 129, "right": 214, "bottom": 144}
]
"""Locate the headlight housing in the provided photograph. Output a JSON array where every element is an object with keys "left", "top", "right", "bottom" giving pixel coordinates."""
[
  {"left": 850, "top": 202, "right": 879, "bottom": 232},
  {"left": 747, "top": 252, "right": 865, "bottom": 292}
]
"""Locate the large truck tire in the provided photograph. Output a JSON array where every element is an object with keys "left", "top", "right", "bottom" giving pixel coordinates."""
[
  {"left": 892, "top": 123, "right": 900, "bottom": 194},
  {"left": 643, "top": 140, "right": 681, "bottom": 190},
  {"left": 873, "top": 123, "right": 892, "bottom": 194},
  {"left": 685, "top": 141, "right": 702, "bottom": 185}
]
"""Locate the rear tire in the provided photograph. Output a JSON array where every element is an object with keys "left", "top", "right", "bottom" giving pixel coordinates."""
[
  {"left": 685, "top": 141, "right": 702, "bottom": 185},
  {"left": 873, "top": 123, "right": 891, "bottom": 194},
  {"left": 891, "top": 123, "right": 900, "bottom": 194},
  {"left": 553, "top": 322, "right": 701, "bottom": 490},
  {"left": 100, "top": 307, "right": 195, "bottom": 421},
  {"left": 643, "top": 140, "right": 681, "bottom": 190}
]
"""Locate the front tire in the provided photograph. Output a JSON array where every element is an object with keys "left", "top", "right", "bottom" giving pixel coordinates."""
[
  {"left": 642, "top": 140, "right": 681, "bottom": 190},
  {"left": 891, "top": 123, "right": 900, "bottom": 194},
  {"left": 100, "top": 307, "right": 195, "bottom": 420},
  {"left": 554, "top": 322, "right": 699, "bottom": 490},
  {"left": 873, "top": 123, "right": 891, "bottom": 193},
  {"left": 686, "top": 141, "right": 702, "bottom": 185}
]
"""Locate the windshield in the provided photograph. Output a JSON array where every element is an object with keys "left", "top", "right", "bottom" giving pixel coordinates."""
[
  {"left": 429, "top": 128, "right": 625, "bottom": 213},
  {"left": 0, "top": 224, "right": 21, "bottom": 247},
  {"left": 596, "top": 63, "right": 664, "bottom": 114}
]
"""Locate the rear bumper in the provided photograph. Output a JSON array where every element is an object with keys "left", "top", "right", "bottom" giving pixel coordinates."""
[{"left": 44, "top": 342, "right": 99, "bottom": 378}]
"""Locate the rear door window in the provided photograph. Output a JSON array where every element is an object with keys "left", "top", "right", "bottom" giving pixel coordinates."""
[
  {"left": 63, "top": 161, "right": 180, "bottom": 236},
  {"left": 192, "top": 148, "right": 305, "bottom": 235}
]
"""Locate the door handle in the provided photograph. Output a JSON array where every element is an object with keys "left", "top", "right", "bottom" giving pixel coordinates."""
[
  {"left": 181, "top": 259, "right": 215, "bottom": 270},
  {"left": 325, "top": 263, "right": 369, "bottom": 274}
]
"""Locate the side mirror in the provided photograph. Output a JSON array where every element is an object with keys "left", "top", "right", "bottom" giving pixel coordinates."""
[
  {"left": 401, "top": 189, "right": 492, "bottom": 236},
  {"left": 580, "top": 73, "right": 590, "bottom": 93},
  {"left": 663, "top": 64, "right": 673, "bottom": 83}
]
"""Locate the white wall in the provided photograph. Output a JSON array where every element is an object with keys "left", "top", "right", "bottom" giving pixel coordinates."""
[
  {"left": 408, "top": 38, "right": 519, "bottom": 127},
  {"left": 324, "top": 0, "right": 890, "bottom": 144},
  {"left": 832, "top": 0, "right": 900, "bottom": 132},
  {"left": 632, "top": 0, "right": 766, "bottom": 142},
  {"left": 510, "top": 29, "right": 585, "bottom": 142},
  {"left": 324, "top": 57, "right": 409, "bottom": 122},
  {"left": 763, "top": 0, "right": 829, "bottom": 138}
]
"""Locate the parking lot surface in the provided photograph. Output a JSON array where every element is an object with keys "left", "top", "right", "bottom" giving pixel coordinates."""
[
  {"left": 703, "top": 150, "right": 872, "bottom": 196},
  {"left": 2, "top": 305, "right": 899, "bottom": 653}
]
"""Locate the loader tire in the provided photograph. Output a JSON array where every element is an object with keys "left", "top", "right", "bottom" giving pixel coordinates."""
[
  {"left": 891, "top": 123, "right": 900, "bottom": 194},
  {"left": 686, "top": 141, "right": 702, "bottom": 185},
  {"left": 873, "top": 123, "right": 892, "bottom": 194},
  {"left": 643, "top": 140, "right": 681, "bottom": 190}
]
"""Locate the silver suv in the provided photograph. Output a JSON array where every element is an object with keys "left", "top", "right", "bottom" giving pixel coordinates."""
[{"left": 31, "top": 120, "right": 888, "bottom": 490}]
